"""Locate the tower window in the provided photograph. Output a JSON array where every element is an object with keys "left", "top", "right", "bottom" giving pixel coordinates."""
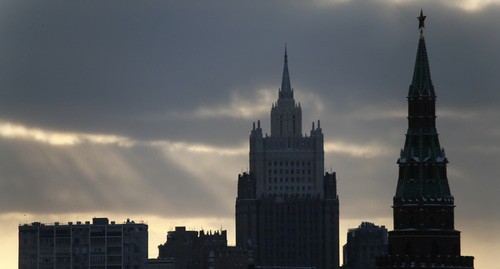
[
  {"left": 429, "top": 216, "right": 435, "bottom": 228},
  {"left": 431, "top": 241, "right": 440, "bottom": 255},
  {"left": 409, "top": 217, "right": 415, "bottom": 228},
  {"left": 280, "top": 115, "right": 283, "bottom": 135},
  {"left": 405, "top": 242, "right": 412, "bottom": 255}
]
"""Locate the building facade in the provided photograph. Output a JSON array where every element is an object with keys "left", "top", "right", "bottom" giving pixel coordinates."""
[
  {"left": 157, "top": 226, "right": 252, "bottom": 269},
  {"left": 236, "top": 48, "right": 339, "bottom": 269},
  {"left": 342, "top": 222, "right": 387, "bottom": 269},
  {"left": 18, "top": 217, "right": 148, "bottom": 269},
  {"left": 376, "top": 11, "right": 474, "bottom": 269}
]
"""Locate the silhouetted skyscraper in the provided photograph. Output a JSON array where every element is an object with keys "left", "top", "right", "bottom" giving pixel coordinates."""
[
  {"left": 235, "top": 48, "right": 339, "bottom": 269},
  {"left": 376, "top": 10, "right": 474, "bottom": 269}
]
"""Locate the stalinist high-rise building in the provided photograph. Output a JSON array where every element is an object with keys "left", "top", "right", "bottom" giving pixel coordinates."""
[
  {"left": 235, "top": 48, "right": 339, "bottom": 269},
  {"left": 376, "top": 11, "right": 474, "bottom": 269}
]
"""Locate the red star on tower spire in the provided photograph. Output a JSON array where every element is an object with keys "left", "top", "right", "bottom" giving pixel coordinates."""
[{"left": 418, "top": 9, "right": 427, "bottom": 33}]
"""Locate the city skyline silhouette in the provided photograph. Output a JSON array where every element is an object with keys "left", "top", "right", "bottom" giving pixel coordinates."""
[{"left": 1, "top": 1, "right": 499, "bottom": 268}]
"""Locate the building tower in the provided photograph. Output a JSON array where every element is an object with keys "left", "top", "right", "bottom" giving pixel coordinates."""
[
  {"left": 235, "top": 47, "right": 340, "bottom": 269},
  {"left": 376, "top": 11, "right": 474, "bottom": 269}
]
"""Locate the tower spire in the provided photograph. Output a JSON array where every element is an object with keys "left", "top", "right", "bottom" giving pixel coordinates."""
[
  {"left": 399, "top": 11, "right": 446, "bottom": 199},
  {"left": 410, "top": 10, "right": 434, "bottom": 97},
  {"left": 376, "top": 11, "right": 475, "bottom": 269},
  {"left": 280, "top": 44, "right": 292, "bottom": 98}
]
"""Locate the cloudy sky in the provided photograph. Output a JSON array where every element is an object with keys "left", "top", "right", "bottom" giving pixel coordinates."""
[{"left": 0, "top": 0, "right": 499, "bottom": 268}]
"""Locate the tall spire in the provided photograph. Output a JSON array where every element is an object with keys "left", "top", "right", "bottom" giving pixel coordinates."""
[
  {"left": 409, "top": 10, "right": 434, "bottom": 97},
  {"left": 271, "top": 45, "right": 302, "bottom": 136},
  {"left": 376, "top": 10, "right": 475, "bottom": 269},
  {"left": 397, "top": 10, "right": 450, "bottom": 200},
  {"left": 280, "top": 44, "right": 293, "bottom": 99}
]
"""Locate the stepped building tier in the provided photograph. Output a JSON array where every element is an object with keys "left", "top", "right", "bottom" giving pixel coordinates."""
[
  {"left": 236, "top": 47, "right": 340, "bottom": 269},
  {"left": 376, "top": 10, "right": 474, "bottom": 269}
]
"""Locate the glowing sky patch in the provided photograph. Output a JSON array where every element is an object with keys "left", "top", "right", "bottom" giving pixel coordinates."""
[
  {"left": 325, "top": 141, "right": 392, "bottom": 158},
  {"left": 0, "top": 120, "right": 134, "bottom": 147},
  {"left": 194, "top": 89, "right": 275, "bottom": 119}
]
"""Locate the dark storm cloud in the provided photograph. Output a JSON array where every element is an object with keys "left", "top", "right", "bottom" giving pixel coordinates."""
[{"left": 3, "top": 0, "right": 498, "bottom": 145}]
